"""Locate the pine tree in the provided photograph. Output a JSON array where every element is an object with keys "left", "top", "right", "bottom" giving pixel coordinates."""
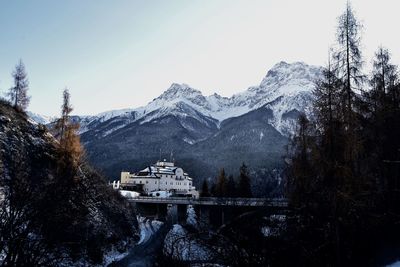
[
  {"left": 8, "top": 60, "right": 30, "bottom": 111},
  {"left": 238, "top": 163, "right": 252, "bottom": 198}
]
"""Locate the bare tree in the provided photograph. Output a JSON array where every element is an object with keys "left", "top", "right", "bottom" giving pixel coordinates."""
[
  {"left": 333, "top": 1, "right": 364, "bottom": 120},
  {"left": 8, "top": 60, "right": 30, "bottom": 111}
]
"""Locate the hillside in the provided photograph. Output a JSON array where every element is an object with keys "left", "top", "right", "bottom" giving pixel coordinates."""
[{"left": 0, "top": 100, "right": 138, "bottom": 266}]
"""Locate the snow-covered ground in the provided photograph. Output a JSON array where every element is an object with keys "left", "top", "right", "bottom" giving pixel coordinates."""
[
  {"left": 186, "top": 205, "right": 197, "bottom": 227},
  {"left": 137, "top": 216, "right": 163, "bottom": 245},
  {"left": 119, "top": 190, "right": 140, "bottom": 198},
  {"left": 163, "top": 224, "right": 212, "bottom": 261}
]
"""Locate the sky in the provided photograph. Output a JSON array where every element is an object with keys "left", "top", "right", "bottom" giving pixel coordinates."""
[{"left": 1, "top": 0, "right": 399, "bottom": 117}]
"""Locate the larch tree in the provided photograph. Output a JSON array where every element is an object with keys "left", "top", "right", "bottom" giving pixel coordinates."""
[
  {"left": 366, "top": 47, "right": 400, "bottom": 204},
  {"left": 8, "top": 60, "right": 30, "bottom": 111},
  {"left": 334, "top": 1, "right": 364, "bottom": 124},
  {"left": 333, "top": 1, "right": 365, "bottom": 177},
  {"left": 54, "top": 89, "right": 83, "bottom": 164},
  {"left": 369, "top": 47, "right": 398, "bottom": 111},
  {"left": 314, "top": 53, "right": 341, "bottom": 128}
]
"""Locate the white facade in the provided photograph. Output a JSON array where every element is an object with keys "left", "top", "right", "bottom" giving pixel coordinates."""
[{"left": 120, "top": 160, "right": 197, "bottom": 196}]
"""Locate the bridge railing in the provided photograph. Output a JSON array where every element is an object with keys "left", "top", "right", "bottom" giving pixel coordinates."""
[{"left": 127, "top": 196, "right": 288, "bottom": 207}]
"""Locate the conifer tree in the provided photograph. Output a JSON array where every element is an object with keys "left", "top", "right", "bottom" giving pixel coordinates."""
[
  {"left": 8, "top": 60, "right": 30, "bottom": 111},
  {"left": 368, "top": 47, "right": 398, "bottom": 111},
  {"left": 54, "top": 89, "right": 83, "bottom": 164},
  {"left": 56, "top": 89, "right": 73, "bottom": 143},
  {"left": 333, "top": 1, "right": 364, "bottom": 178},
  {"left": 366, "top": 47, "right": 400, "bottom": 205},
  {"left": 334, "top": 1, "right": 364, "bottom": 119}
]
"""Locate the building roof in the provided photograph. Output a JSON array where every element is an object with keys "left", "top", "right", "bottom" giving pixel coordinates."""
[{"left": 133, "top": 161, "right": 191, "bottom": 179}]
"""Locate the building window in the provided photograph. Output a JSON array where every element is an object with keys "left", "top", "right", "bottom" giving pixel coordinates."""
[
  {"left": 146, "top": 181, "right": 149, "bottom": 184},
  {"left": 155, "top": 181, "right": 157, "bottom": 184},
  {"left": 140, "top": 181, "right": 142, "bottom": 184}
]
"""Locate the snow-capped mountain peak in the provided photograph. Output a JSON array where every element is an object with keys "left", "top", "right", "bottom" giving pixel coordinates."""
[
  {"left": 29, "top": 61, "right": 322, "bottom": 137},
  {"left": 260, "top": 61, "right": 321, "bottom": 92},
  {"left": 154, "top": 83, "right": 209, "bottom": 108}
]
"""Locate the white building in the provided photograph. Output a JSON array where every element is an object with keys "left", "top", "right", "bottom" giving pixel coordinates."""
[{"left": 120, "top": 160, "right": 198, "bottom": 197}]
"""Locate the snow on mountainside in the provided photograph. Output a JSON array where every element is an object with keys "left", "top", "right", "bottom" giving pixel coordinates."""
[
  {"left": 27, "top": 111, "right": 54, "bottom": 125},
  {"left": 29, "top": 61, "right": 322, "bottom": 136}
]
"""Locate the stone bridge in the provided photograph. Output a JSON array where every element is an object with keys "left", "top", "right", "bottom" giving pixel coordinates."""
[{"left": 127, "top": 196, "right": 288, "bottom": 226}]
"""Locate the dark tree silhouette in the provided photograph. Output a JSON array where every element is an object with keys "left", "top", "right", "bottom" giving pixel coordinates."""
[
  {"left": 7, "top": 60, "right": 30, "bottom": 111},
  {"left": 334, "top": 1, "right": 364, "bottom": 118}
]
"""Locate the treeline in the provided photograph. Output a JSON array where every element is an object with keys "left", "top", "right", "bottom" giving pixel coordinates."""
[
  {"left": 0, "top": 63, "right": 138, "bottom": 266},
  {"left": 287, "top": 2, "right": 400, "bottom": 266},
  {"left": 201, "top": 163, "right": 252, "bottom": 198}
]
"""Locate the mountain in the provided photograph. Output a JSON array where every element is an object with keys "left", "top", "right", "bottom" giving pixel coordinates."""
[
  {"left": 30, "top": 61, "right": 322, "bottom": 195},
  {"left": 75, "top": 61, "right": 321, "bottom": 138},
  {"left": 26, "top": 111, "right": 54, "bottom": 125}
]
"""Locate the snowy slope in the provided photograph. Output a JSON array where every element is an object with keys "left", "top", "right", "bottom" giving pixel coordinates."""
[{"left": 27, "top": 111, "right": 54, "bottom": 125}]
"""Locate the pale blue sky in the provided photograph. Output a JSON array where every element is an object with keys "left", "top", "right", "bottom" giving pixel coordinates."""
[{"left": 1, "top": 0, "right": 399, "bottom": 116}]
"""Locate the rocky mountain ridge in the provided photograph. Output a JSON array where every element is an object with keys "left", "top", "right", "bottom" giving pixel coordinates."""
[{"left": 30, "top": 61, "right": 320, "bottom": 138}]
